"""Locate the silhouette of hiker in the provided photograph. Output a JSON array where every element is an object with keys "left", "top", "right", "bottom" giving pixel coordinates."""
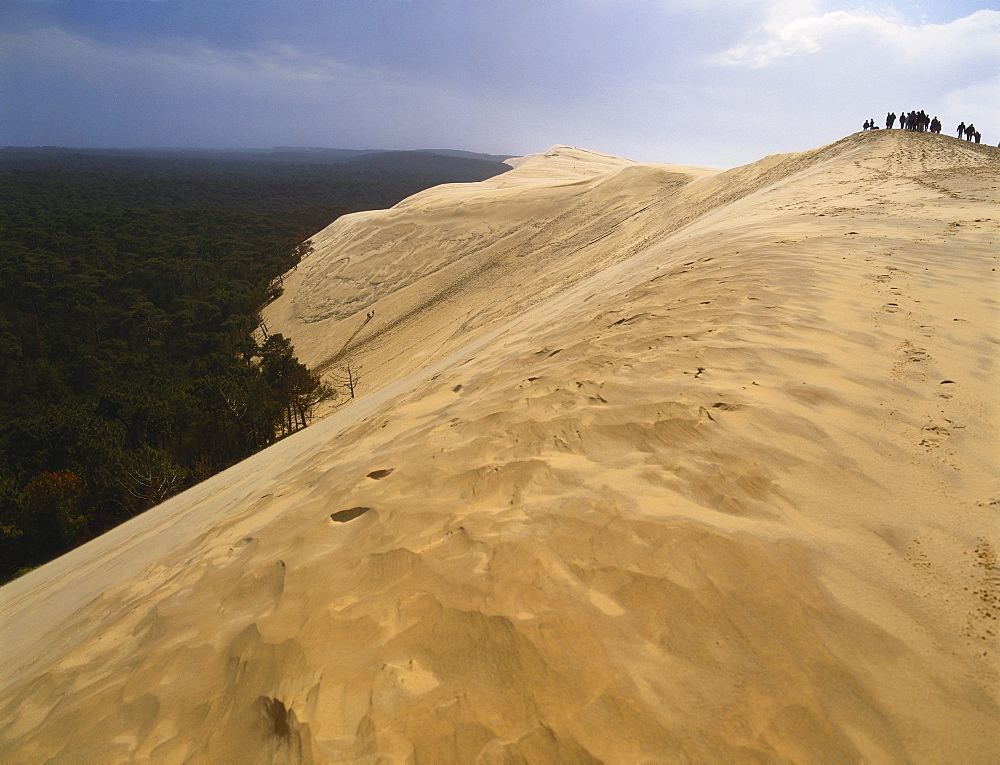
[
  {"left": 965, "top": 123, "right": 975, "bottom": 141},
  {"left": 957, "top": 122, "right": 966, "bottom": 138},
  {"left": 886, "top": 112, "right": 896, "bottom": 129},
  {"left": 863, "top": 120, "right": 870, "bottom": 131}
]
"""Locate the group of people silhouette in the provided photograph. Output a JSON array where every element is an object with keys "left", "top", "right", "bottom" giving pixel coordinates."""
[
  {"left": 861, "top": 111, "right": 987, "bottom": 144},
  {"left": 956, "top": 121, "right": 982, "bottom": 143},
  {"left": 871, "top": 111, "right": 940, "bottom": 132}
]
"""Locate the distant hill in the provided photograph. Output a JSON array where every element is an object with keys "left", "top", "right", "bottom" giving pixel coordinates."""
[
  {"left": 412, "top": 148, "right": 515, "bottom": 163},
  {"left": 339, "top": 149, "right": 515, "bottom": 175},
  {"left": 0, "top": 145, "right": 514, "bottom": 166},
  {"left": 269, "top": 147, "right": 515, "bottom": 164},
  {"left": 0, "top": 147, "right": 512, "bottom": 212}
]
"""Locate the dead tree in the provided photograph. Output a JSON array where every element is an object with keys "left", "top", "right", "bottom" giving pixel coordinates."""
[
  {"left": 332, "top": 362, "right": 362, "bottom": 399},
  {"left": 122, "top": 449, "right": 187, "bottom": 507}
]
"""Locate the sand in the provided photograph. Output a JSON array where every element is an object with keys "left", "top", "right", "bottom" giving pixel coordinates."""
[{"left": 1, "top": 130, "right": 998, "bottom": 762}]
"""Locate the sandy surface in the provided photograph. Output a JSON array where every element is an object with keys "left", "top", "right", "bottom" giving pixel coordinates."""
[{"left": 1, "top": 131, "right": 998, "bottom": 762}]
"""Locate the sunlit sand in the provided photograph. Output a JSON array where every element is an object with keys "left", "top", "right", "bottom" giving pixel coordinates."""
[{"left": 1, "top": 130, "right": 997, "bottom": 762}]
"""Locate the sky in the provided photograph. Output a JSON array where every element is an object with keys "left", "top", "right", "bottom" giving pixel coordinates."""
[{"left": 2, "top": 0, "right": 998, "bottom": 167}]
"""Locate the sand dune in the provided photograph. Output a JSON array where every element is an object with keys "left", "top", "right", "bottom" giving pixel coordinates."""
[{"left": 1, "top": 130, "right": 998, "bottom": 762}]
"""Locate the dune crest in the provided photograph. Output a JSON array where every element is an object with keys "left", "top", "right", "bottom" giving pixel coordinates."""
[{"left": 1, "top": 130, "right": 998, "bottom": 762}]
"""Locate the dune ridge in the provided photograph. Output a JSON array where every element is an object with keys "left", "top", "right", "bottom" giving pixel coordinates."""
[{"left": 1, "top": 130, "right": 998, "bottom": 762}]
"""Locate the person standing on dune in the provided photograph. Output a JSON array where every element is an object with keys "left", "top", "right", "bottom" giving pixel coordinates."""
[{"left": 886, "top": 112, "right": 896, "bottom": 129}]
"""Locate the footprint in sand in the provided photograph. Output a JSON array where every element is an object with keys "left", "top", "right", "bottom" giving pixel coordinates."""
[
  {"left": 330, "top": 506, "right": 373, "bottom": 523},
  {"left": 964, "top": 538, "right": 1000, "bottom": 649},
  {"left": 919, "top": 422, "right": 952, "bottom": 449},
  {"left": 904, "top": 347, "right": 930, "bottom": 363},
  {"left": 938, "top": 380, "right": 957, "bottom": 399},
  {"left": 891, "top": 341, "right": 932, "bottom": 380},
  {"left": 228, "top": 536, "right": 257, "bottom": 555}
]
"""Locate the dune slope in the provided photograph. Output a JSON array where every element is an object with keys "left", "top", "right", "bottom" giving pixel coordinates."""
[{"left": 1, "top": 131, "right": 998, "bottom": 762}]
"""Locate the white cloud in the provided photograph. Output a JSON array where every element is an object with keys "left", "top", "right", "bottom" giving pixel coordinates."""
[
  {"left": 943, "top": 73, "right": 1000, "bottom": 123},
  {"left": 712, "top": 7, "right": 1000, "bottom": 69}
]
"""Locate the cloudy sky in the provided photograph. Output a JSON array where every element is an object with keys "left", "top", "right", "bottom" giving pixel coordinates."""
[{"left": 2, "top": 0, "right": 998, "bottom": 166}]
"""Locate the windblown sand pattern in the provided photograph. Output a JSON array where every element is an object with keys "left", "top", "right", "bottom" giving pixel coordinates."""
[{"left": 1, "top": 130, "right": 998, "bottom": 762}]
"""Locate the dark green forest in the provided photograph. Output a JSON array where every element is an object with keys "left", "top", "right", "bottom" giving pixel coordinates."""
[{"left": 0, "top": 147, "right": 509, "bottom": 581}]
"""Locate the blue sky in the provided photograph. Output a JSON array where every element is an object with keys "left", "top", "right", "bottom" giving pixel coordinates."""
[{"left": 2, "top": 0, "right": 998, "bottom": 166}]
